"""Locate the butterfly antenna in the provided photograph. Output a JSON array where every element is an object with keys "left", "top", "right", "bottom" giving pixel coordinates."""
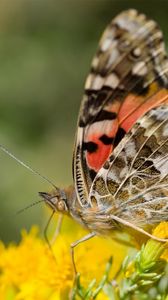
[
  {"left": 0, "top": 144, "right": 57, "bottom": 189},
  {"left": 16, "top": 199, "right": 45, "bottom": 215}
]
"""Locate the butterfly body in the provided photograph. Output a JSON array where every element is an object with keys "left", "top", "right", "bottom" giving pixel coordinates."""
[{"left": 40, "top": 9, "right": 168, "bottom": 241}]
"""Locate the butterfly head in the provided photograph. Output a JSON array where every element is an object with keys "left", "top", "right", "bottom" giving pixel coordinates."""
[{"left": 38, "top": 188, "right": 69, "bottom": 213}]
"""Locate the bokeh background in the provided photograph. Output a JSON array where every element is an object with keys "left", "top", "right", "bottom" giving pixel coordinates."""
[{"left": 0, "top": 0, "right": 168, "bottom": 243}]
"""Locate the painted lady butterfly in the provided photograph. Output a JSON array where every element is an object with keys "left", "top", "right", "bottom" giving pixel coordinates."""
[{"left": 39, "top": 9, "right": 168, "bottom": 269}]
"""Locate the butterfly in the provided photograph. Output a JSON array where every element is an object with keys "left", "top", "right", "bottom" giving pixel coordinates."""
[{"left": 39, "top": 9, "right": 168, "bottom": 270}]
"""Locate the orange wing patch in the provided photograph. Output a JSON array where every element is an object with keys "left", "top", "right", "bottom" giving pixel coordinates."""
[{"left": 119, "top": 86, "right": 168, "bottom": 132}]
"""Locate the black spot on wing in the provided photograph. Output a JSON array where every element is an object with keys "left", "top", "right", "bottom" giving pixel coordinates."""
[
  {"left": 83, "top": 141, "right": 98, "bottom": 153},
  {"left": 126, "top": 74, "right": 149, "bottom": 95},
  {"left": 79, "top": 87, "right": 113, "bottom": 127},
  {"left": 93, "top": 110, "right": 117, "bottom": 123},
  {"left": 85, "top": 89, "right": 108, "bottom": 109},
  {"left": 79, "top": 108, "right": 116, "bottom": 127},
  {"left": 99, "top": 134, "right": 114, "bottom": 145},
  {"left": 89, "top": 169, "right": 97, "bottom": 181},
  {"left": 79, "top": 118, "right": 86, "bottom": 127},
  {"left": 113, "top": 127, "right": 126, "bottom": 147}
]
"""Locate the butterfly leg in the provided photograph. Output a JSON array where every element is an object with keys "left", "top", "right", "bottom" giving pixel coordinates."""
[
  {"left": 44, "top": 210, "right": 55, "bottom": 250},
  {"left": 70, "top": 231, "right": 96, "bottom": 274},
  {"left": 109, "top": 214, "right": 168, "bottom": 242},
  {"left": 51, "top": 213, "right": 63, "bottom": 245},
  {"left": 43, "top": 210, "right": 59, "bottom": 263}
]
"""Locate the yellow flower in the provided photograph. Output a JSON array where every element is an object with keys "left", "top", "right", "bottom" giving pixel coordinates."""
[
  {"left": 153, "top": 222, "right": 168, "bottom": 261},
  {"left": 153, "top": 221, "right": 168, "bottom": 239},
  {"left": 0, "top": 217, "right": 127, "bottom": 300}
]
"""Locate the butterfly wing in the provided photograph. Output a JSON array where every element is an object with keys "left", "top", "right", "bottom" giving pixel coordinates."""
[
  {"left": 73, "top": 9, "right": 168, "bottom": 207},
  {"left": 89, "top": 105, "right": 168, "bottom": 228}
]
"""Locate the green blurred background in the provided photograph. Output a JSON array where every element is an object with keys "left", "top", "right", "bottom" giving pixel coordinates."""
[{"left": 0, "top": 0, "right": 168, "bottom": 243}]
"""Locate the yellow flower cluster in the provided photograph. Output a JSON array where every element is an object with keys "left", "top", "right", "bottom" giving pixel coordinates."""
[
  {"left": 0, "top": 218, "right": 128, "bottom": 300},
  {"left": 0, "top": 216, "right": 167, "bottom": 300}
]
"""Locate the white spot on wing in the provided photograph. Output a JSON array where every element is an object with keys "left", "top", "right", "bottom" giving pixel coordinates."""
[
  {"left": 105, "top": 73, "right": 120, "bottom": 89},
  {"left": 85, "top": 120, "right": 115, "bottom": 141},
  {"left": 115, "top": 10, "right": 138, "bottom": 32},
  {"left": 124, "top": 140, "right": 137, "bottom": 157},
  {"left": 150, "top": 106, "right": 168, "bottom": 121},
  {"left": 132, "top": 61, "right": 147, "bottom": 76},
  {"left": 154, "top": 155, "right": 168, "bottom": 177},
  {"left": 92, "top": 56, "right": 99, "bottom": 69},
  {"left": 85, "top": 74, "right": 104, "bottom": 90},
  {"left": 101, "top": 38, "right": 112, "bottom": 51},
  {"left": 92, "top": 75, "right": 104, "bottom": 90},
  {"left": 85, "top": 74, "right": 94, "bottom": 89},
  {"left": 106, "top": 46, "right": 119, "bottom": 68}
]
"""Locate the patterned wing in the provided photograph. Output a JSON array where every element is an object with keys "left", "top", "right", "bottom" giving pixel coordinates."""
[
  {"left": 89, "top": 105, "right": 168, "bottom": 228},
  {"left": 73, "top": 9, "right": 168, "bottom": 207}
]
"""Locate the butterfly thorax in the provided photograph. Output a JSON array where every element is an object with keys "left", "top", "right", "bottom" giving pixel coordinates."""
[
  {"left": 66, "top": 187, "right": 120, "bottom": 234},
  {"left": 64, "top": 186, "right": 118, "bottom": 233}
]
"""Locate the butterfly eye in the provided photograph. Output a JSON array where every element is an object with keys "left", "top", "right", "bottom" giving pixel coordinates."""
[{"left": 57, "top": 200, "right": 67, "bottom": 212}]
